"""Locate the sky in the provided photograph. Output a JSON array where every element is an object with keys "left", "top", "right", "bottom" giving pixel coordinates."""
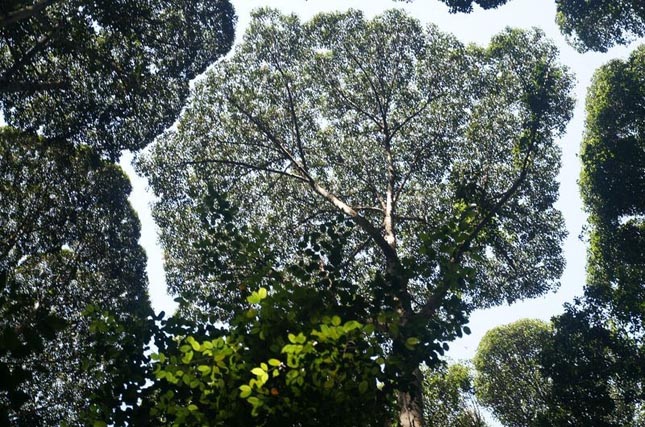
[{"left": 121, "top": 0, "right": 644, "bottom": 362}]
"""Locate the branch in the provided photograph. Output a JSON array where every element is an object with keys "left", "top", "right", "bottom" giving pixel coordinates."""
[
  {"left": 346, "top": 47, "right": 388, "bottom": 129},
  {"left": 310, "top": 180, "right": 397, "bottom": 263},
  {"left": 226, "top": 94, "right": 308, "bottom": 178},
  {"left": 267, "top": 48, "right": 309, "bottom": 173},
  {"left": 393, "top": 130, "right": 446, "bottom": 203},
  {"left": 419, "top": 122, "right": 540, "bottom": 319},
  {"left": 0, "top": 79, "right": 68, "bottom": 93},
  {"left": 355, "top": 206, "right": 384, "bottom": 214},
  {"left": 177, "top": 158, "right": 308, "bottom": 183},
  {"left": 225, "top": 90, "right": 397, "bottom": 263}
]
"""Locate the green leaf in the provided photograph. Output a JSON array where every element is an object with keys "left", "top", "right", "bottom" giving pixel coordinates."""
[
  {"left": 239, "top": 384, "right": 252, "bottom": 398},
  {"left": 251, "top": 367, "right": 266, "bottom": 377},
  {"left": 406, "top": 337, "right": 420, "bottom": 346},
  {"left": 247, "top": 396, "right": 262, "bottom": 407},
  {"left": 268, "top": 358, "right": 281, "bottom": 366}
]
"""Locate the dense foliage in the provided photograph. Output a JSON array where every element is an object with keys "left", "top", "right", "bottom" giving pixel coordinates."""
[
  {"left": 2, "top": 1, "right": 641, "bottom": 426},
  {"left": 0, "top": 128, "right": 154, "bottom": 426},
  {"left": 473, "top": 319, "right": 552, "bottom": 426},
  {"left": 580, "top": 45, "right": 645, "bottom": 331},
  {"left": 0, "top": 0, "right": 235, "bottom": 159},
  {"left": 474, "top": 316, "right": 643, "bottom": 426},
  {"left": 423, "top": 363, "right": 487, "bottom": 427},
  {"left": 538, "top": 43, "right": 645, "bottom": 427},
  {"left": 427, "top": 0, "right": 645, "bottom": 52},
  {"left": 139, "top": 8, "right": 573, "bottom": 425}
]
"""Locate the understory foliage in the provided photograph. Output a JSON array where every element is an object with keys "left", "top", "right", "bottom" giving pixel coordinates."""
[{"left": 140, "top": 8, "right": 573, "bottom": 425}]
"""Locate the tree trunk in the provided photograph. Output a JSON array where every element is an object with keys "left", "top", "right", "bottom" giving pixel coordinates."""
[{"left": 397, "top": 368, "right": 425, "bottom": 427}]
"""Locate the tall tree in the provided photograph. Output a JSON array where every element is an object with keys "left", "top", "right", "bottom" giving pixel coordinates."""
[
  {"left": 138, "top": 9, "right": 573, "bottom": 426},
  {"left": 0, "top": 127, "right": 154, "bottom": 426},
  {"left": 0, "top": 0, "right": 235, "bottom": 159},
  {"left": 579, "top": 44, "right": 645, "bottom": 331},
  {"left": 477, "top": 46, "right": 645, "bottom": 427},
  {"left": 539, "top": 44, "right": 645, "bottom": 427},
  {"left": 418, "top": 0, "right": 645, "bottom": 52}
]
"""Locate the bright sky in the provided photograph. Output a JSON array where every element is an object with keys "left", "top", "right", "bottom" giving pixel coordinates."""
[{"left": 121, "top": 0, "right": 644, "bottom": 363}]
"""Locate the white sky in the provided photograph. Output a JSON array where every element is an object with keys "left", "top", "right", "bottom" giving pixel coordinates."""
[{"left": 121, "top": 0, "right": 644, "bottom": 363}]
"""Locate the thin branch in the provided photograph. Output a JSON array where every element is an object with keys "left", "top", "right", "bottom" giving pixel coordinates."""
[
  {"left": 345, "top": 46, "right": 387, "bottom": 128},
  {"left": 177, "top": 158, "right": 308, "bottom": 183},
  {"left": 268, "top": 48, "right": 309, "bottom": 172},
  {"left": 338, "top": 237, "right": 371, "bottom": 271},
  {"left": 226, "top": 94, "right": 308, "bottom": 178},
  {"left": 310, "top": 180, "right": 397, "bottom": 263},
  {"left": 355, "top": 206, "right": 384, "bottom": 214},
  {"left": 419, "top": 113, "right": 541, "bottom": 319}
]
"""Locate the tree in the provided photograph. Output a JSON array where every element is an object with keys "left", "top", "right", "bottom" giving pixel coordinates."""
[
  {"left": 579, "top": 44, "right": 645, "bottom": 331},
  {"left": 538, "top": 44, "right": 645, "bottom": 427},
  {"left": 138, "top": 9, "right": 573, "bottom": 426},
  {"left": 556, "top": 0, "right": 645, "bottom": 52},
  {"left": 423, "top": 362, "right": 488, "bottom": 427},
  {"left": 417, "top": 0, "right": 645, "bottom": 52},
  {"left": 473, "top": 319, "right": 553, "bottom": 427},
  {"left": 0, "top": 127, "right": 154, "bottom": 426},
  {"left": 0, "top": 0, "right": 235, "bottom": 159}
]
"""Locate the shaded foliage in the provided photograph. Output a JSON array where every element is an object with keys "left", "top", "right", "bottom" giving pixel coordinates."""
[
  {"left": 146, "top": 201, "right": 395, "bottom": 426},
  {"left": 543, "top": 306, "right": 643, "bottom": 426},
  {"left": 0, "top": 0, "right": 235, "bottom": 159},
  {"left": 415, "top": 0, "right": 645, "bottom": 52},
  {"left": 580, "top": 45, "right": 645, "bottom": 331},
  {"left": 535, "top": 44, "right": 645, "bottom": 427},
  {"left": 0, "top": 127, "right": 154, "bottom": 426}
]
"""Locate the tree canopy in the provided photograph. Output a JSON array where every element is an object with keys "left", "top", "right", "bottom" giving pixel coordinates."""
[
  {"left": 580, "top": 45, "right": 645, "bottom": 331},
  {"left": 0, "top": 0, "right": 235, "bottom": 159},
  {"left": 473, "top": 319, "right": 553, "bottom": 427},
  {"left": 0, "top": 127, "right": 154, "bottom": 425},
  {"left": 535, "top": 44, "right": 645, "bottom": 427},
  {"left": 426, "top": 0, "right": 645, "bottom": 52},
  {"left": 139, "top": 8, "right": 573, "bottom": 425},
  {"left": 423, "top": 362, "right": 487, "bottom": 427},
  {"left": 473, "top": 315, "right": 643, "bottom": 427}
]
